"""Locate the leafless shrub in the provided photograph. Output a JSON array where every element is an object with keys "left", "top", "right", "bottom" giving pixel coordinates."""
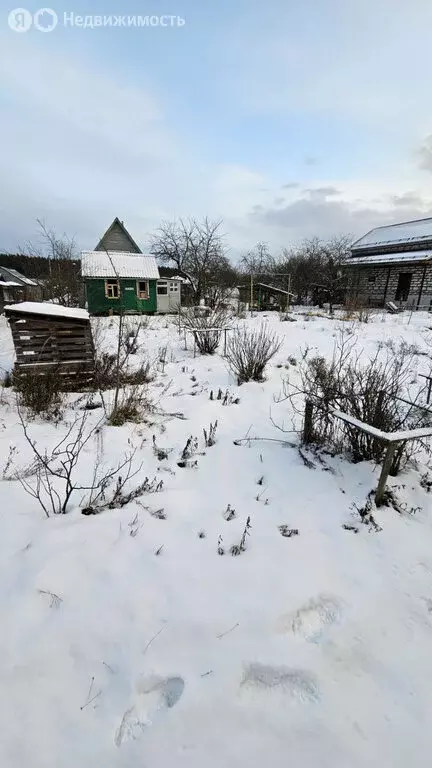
[
  {"left": 123, "top": 326, "right": 139, "bottom": 355},
  {"left": 94, "top": 353, "right": 153, "bottom": 391},
  {"left": 230, "top": 516, "right": 252, "bottom": 556},
  {"left": 14, "top": 369, "right": 63, "bottom": 418},
  {"left": 420, "top": 472, "right": 432, "bottom": 492},
  {"left": 226, "top": 325, "right": 282, "bottom": 383},
  {"left": 152, "top": 435, "right": 169, "bottom": 460},
  {"left": 2, "top": 446, "right": 17, "bottom": 478},
  {"left": 177, "top": 436, "right": 199, "bottom": 467},
  {"left": 223, "top": 503, "right": 236, "bottom": 521},
  {"left": 17, "top": 410, "right": 138, "bottom": 516},
  {"left": 278, "top": 525, "right": 299, "bottom": 538},
  {"left": 352, "top": 492, "right": 383, "bottom": 532},
  {"left": 203, "top": 420, "right": 218, "bottom": 447},
  {"left": 83, "top": 466, "right": 163, "bottom": 515},
  {"left": 108, "top": 385, "right": 150, "bottom": 426},
  {"left": 281, "top": 329, "right": 431, "bottom": 472},
  {"left": 181, "top": 307, "right": 230, "bottom": 354},
  {"left": 158, "top": 345, "right": 168, "bottom": 373},
  {"left": 209, "top": 388, "right": 240, "bottom": 405}
]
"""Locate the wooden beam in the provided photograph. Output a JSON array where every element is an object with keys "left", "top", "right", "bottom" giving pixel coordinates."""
[
  {"left": 303, "top": 400, "right": 314, "bottom": 444},
  {"left": 375, "top": 441, "right": 398, "bottom": 505}
]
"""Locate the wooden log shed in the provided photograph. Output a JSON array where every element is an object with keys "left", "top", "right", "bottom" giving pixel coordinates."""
[{"left": 4, "top": 302, "right": 95, "bottom": 385}]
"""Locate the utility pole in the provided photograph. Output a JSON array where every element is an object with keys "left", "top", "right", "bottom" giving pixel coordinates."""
[{"left": 250, "top": 273, "right": 254, "bottom": 315}]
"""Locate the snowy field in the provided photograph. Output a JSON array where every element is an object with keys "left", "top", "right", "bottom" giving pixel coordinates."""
[{"left": 1, "top": 309, "right": 432, "bottom": 767}]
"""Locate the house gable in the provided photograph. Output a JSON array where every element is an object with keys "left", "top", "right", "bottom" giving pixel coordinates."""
[{"left": 95, "top": 218, "right": 142, "bottom": 254}]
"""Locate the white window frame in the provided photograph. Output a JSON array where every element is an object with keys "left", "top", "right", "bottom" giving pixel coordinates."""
[{"left": 157, "top": 281, "right": 168, "bottom": 296}]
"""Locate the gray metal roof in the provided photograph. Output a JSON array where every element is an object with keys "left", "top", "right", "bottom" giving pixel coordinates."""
[
  {"left": 0, "top": 266, "right": 37, "bottom": 286},
  {"left": 348, "top": 250, "right": 432, "bottom": 266},
  {"left": 352, "top": 217, "right": 432, "bottom": 251},
  {"left": 81, "top": 251, "right": 160, "bottom": 279}
]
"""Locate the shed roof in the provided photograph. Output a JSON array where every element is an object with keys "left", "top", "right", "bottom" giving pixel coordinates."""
[
  {"left": 4, "top": 302, "right": 89, "bottom": 320},
  {"left": 348, "top": 250, "right": 432, "bottom": 266},
  {"left": 0, "top": 266, "right": 38, "bottom": 286},
  {"left": 352, "top": 217, "right": 432, "bottom": 251},
  {"left": 81, "top": 251, "right": 160, "bottom": 279}
]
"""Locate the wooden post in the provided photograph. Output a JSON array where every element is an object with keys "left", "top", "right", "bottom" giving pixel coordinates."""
[
  {"left": 427, "top": 377, "right": 432, "bottom": 405},
  {"left": 375, "top": 441, "right": 398, "bottom": 505},
  {"left": 303, "top": 400, "right": 314, "bottom": 444}
]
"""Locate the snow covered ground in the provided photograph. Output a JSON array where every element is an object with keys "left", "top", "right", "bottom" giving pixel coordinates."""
[{"left": 1, "top": 308, "right": 432, "bottom": 767}]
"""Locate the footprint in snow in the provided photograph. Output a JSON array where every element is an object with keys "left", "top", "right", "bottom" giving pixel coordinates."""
[
  {"left": 276, "top": 593, "right": 342, "bottom": 642},
  {"left": 115, "top": 675, "right": 185, "bottom": 747},
  {"left": 240, "top": 663, "right": 319, "bottom": 703}
]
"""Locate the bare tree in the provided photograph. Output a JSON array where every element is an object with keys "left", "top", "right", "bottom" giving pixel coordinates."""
[
  {"left": 24, "top": 219, "right": 81, "bottom": 306},
  {"left": 150, "top": 217, "right": 227, "bottom": 303},
  {"left": 275, "top": 235, "right": 351, "bottom": 307},
  {"left": 239, "top": 242, "right": 274, "bottom": 276}
]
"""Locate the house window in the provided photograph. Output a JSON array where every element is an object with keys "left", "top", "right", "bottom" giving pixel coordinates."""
[
  {"left": 157, "top": 281, "right": 168, "bottom": 295},
  {"left": 105, "top": 279, "right": 119, "bottom": 299},
  {"left": 395, "top": 272, "right": 412, "bottom": 302},
  {"left": 169, "top": 282, "right": 179, "bottom": 292},
  {"left": 137, "top": 280, "right": 149, "bottom": 299}
]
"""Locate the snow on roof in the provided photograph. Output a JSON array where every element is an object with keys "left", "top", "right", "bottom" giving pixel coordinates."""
[
  {"left": 157, "top": 274, "right": 188, "bottom": 284},
  {"left": 81, "top": 251, "right": 159, "bottom": 279},
  {"left": 348, "top": 250, "right": 432, "bottom": 266},
  {"left": 0, "top": 281, "right": 21, "bottom": 287},
  {"left": 352, "top": 217, "right": 432, "bottom": 250},
  {"left": 4, "top": 302, "right": 89, "bottom": 320},
  {"left": 4, "top": 268, "right": 37, "bottom": 286}
]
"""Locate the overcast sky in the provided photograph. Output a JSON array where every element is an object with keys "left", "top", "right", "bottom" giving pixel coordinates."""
[{"left": 1, "top": 0, "right": 432, "bottom": 257}]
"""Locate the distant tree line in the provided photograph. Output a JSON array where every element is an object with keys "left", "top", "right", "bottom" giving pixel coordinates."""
[{"left": 1, "top": 217, "right": 352, "bottom": 310}]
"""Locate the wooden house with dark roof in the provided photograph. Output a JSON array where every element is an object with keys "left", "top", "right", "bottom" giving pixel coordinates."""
[{"left": 346, "top": 217, "right": 432, "bottom": 309}]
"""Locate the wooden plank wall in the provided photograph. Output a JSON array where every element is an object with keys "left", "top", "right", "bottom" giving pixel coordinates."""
[{"left": 6, "top": 312, "right": 95, "bottom": 381}]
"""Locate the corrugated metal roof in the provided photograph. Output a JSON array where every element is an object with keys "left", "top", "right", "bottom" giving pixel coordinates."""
[
  {"left": 348, "top": 250, "right": 432, "bottom": 266},
  {"left": 81, "top": 251, "right": 160, "bottom": 279},
  {"left": 352, "top": 217, "right": 432, "bottom": 250},
  {"left": 4, "top": 268, "right": 37, "bottom": 286},
  {"left": 0, "top": 266, "right": 37, "bottom": 286}
]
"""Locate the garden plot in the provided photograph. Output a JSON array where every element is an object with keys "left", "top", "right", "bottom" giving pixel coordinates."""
[{"left": 1, "top": 309, "right": 432, "bottom": 768}]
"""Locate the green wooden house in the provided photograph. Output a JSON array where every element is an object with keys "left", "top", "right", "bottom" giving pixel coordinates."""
[{"left": 81, "top": 218, "right": 161, "bottom": 315}]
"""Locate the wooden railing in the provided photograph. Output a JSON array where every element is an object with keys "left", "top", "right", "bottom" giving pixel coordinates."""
[{"left": 303, "top": 400, "right": 432, "bottom": 504}]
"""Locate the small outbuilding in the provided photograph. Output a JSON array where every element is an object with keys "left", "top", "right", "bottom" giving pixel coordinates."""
[
  {"left": 4, "top": 302, "right": 94, "bottom": 384},
  {"left": 0, "top": 266, "right": 41, "bottom": 313},
  {"left": 238, "top": 282, "right": 293, "bottom": 311}
]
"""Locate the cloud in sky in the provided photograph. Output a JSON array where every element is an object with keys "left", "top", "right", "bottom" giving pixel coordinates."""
[{"left": 1, "top": 1, "right": 432, "bottom": 256}]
